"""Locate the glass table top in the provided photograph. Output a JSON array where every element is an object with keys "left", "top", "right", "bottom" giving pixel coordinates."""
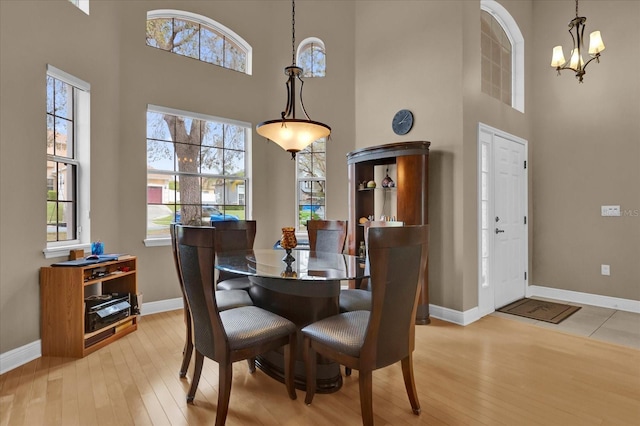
[{"left": 216, "top": 249, "right": 367, "bottom": 281}]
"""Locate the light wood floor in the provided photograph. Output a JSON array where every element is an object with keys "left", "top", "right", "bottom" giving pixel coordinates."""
[{"left": 2, "top": 310, "right": 639, "bottom": 426}]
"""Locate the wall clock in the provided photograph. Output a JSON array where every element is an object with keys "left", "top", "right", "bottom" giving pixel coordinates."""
[{"left": 392, "top": 109, "right": 414, "bottom": 135}]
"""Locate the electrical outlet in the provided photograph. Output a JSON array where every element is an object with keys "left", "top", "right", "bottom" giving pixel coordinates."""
[
  {"left": 601, "top": 205, "right": 621, "bottom": 216},
  {"left": 601, "top": 264, "right": 610, "bottom": 276}
]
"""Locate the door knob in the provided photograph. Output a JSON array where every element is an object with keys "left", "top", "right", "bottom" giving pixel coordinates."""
[{"left": 495, "top": 228, "right": 505, "bottom": 234}]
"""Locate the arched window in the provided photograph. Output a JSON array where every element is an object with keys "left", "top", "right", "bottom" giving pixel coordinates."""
[
  {"left": 297, "top": 37, "right": 326, "bottom": 78},
  {"left": 146, "top": 10, "right": 252, "bottom": 75},
  {"left": 480, "top": 0, "right": 524, "bottom": 112}
]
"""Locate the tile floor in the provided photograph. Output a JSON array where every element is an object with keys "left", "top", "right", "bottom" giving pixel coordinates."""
[{"left": 491, "top": 297, "right": 640, "bottom": 349}]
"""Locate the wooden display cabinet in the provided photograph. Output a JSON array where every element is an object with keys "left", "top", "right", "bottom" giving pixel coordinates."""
[
  {"left": 40, "top": 256, "right": 138, "bottom": 358},
  {"left": 347, "top": 141, "right": 430, "bottom": 324}
]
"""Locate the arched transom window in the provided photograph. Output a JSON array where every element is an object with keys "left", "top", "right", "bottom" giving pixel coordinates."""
[
  {"left": 297, "top": 37, "right": 326, "bottom": 78},
  {"left": 146, "top": 10, "right": 252, "bottom": 75},
  {"left": 480, "top": 0, "right": 524, "bottom": 112}
]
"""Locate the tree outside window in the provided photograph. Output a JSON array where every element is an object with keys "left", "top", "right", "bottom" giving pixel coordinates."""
[{"left": 296, "top": 139, "right": 326, "bottom": 231}]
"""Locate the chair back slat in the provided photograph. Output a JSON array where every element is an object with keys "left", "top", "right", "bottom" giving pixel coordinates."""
[
  {"left": 363, "top": 225, "right": 429, "bottom": 369},
  {"left": 307, "top": 220, "right": 347, "bottom": 254}
]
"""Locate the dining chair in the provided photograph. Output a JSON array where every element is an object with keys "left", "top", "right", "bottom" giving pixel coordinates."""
[
  {"left": 175, "top": 224, "right": 297, "bottom": 425},
  {"left": 170, "top": 223, "right": 254, "bottom": 378},
  {"left": 339, "top": 221, "right": 404, "bottom": 313},
  {"left": 302, "top": 225, "right": 429, "bottom": 426},
  {"left": 306, "top": 219, "right": 348, "bottom": 254},
  {"left": 212, "top": 220, "right": 257, "bottom": 291}
]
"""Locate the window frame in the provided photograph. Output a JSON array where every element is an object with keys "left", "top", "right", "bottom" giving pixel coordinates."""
[
  {"left": 44, "top": 65, "right": 91, "bottom": 259},
  {"left": 144, "top": 104, "right": 252, "bottom": 246},
  {"left": 146, "top": 9, "right": 252, "bottom": 75},
  {"left": 68, "top": 0, "right": 89, "bottom": 15}
]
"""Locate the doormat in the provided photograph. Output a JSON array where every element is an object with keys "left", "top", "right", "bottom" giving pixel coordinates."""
[{"left": 497, "top": 298, "right": 581, "bottom": 324}]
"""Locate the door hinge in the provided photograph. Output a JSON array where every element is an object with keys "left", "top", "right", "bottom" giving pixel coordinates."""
[
  {"left": 524, "top": 271, "right": 527, "bottom": 280},
  {"left": 524, "top": 216, "right": 527, "bottom": 225},
  {"left": 524, "top": 160, "right": 527, "bottom": 169}
]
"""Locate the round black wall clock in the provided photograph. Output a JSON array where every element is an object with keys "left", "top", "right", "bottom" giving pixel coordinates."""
[{"left": 392, "top": 109, "right": 414, "bottom": 135}]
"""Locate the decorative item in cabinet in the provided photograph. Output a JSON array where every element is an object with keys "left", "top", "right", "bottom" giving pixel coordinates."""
[{"left": 40, "top": 256, "right": 139, "bottom": 358}]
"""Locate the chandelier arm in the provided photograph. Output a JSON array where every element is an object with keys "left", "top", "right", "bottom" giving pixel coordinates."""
[
  {"left": 296, "top": 75, "right": 312, "bottom": 120},
  {"left": 282, "top": 77, "right": 293, "bottom": 119}
]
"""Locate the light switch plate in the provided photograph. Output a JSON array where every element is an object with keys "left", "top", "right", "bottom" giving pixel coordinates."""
[
  {"left": 601, "top": 205, "right": 621, "bottom": 217},
  {"left": 601, "top": 264, "right": 610, "bottom": 276}
]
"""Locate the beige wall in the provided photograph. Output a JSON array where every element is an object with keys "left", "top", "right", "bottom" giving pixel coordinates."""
[
  {"left": 0, "top": 0, "right": 638, "bottom": 358},
  {"left": 531, "top": 0, "right": 640, "bottom": 300}
]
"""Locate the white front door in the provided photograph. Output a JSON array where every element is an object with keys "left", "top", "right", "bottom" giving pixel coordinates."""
[
  {"left": 478, "top": 124, "right": 528, "bottom": 316},
  {"left": 493, "top": 135, "right": 527, "bottom": 308}
]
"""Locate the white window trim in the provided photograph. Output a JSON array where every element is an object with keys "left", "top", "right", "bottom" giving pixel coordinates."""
[
  {"left": 146, "top": 9, "right": 253, "bottom": 75},
  {"left": 44, "top": 65, "right": 91, "bottom": 259},
  {"left": 69, "top": 0, "right": 90, "bottom": 15},
  {"left": 143, "top": 104, "right": 252, "bottom": 247},
  {"left": 481, "top": 0, "right": 524, "bottom": 113}
]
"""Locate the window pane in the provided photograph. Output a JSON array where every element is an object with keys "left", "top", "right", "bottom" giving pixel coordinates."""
[
  {"left": 224, "top": 179, "right": 246, "bottom": 205},
  {"left": 223, "top": 150, "right": 244, "bottom": 176},
  {"left": 147, "top": 111, "right": 173, "bottom": 141},
  {"left": 173, "top": 19, "right": 199, "bottom": 59},
  {"left": 224, "top": 38, "right": 246, "bottom": 72},
  {"left": 200, "top": 27, "right": 224, "bottom": 66},
  {"left": 202, "top": 121, "right": 224, "bottom": 147},
  {"left": 201, "top": 146, "right": 223, "bottom": 175},
  {"left": 54, "top": 117, "right": 73, "bottom": 157},
  {"left": 146, "top": 18, "right": 173, "bottom": 50},
  {"left": 47, "top": 115, "right": 55, "bottom": 155},
  {"left": 224, "top": 124, "right": 245, "bottom": 151},
  {"left": 147, "top": 140, "right": 175, "bottom": 172},
  {"left": 54, "top": 79, "right": 72, "bottom": 120},
  {"left": 46, "top": 76, "right": 54, "bottom": 114}
]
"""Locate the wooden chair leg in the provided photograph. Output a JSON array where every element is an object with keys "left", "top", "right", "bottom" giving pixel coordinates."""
[
  {"left": 180, "top": 309, "right": 193, "bottom": 378},
  {"left": 215, "top": 362, "right": 233, "bottom": 426},
  {"left": 358, "top": 370, "right": 374, "bottom": 426},
  {"left": 401, "top": 355, "right": 421, "bottom": 415},
  {"left": 304, "top": 338, "right": 317, "bottom": 405},
  {"left": 246, "top": 357, "right": 256, "bottom": 373},
  {"left": 187, "top": 351, "right": 204, "bottom": 403},
  {"left": 284, "top": 334, "right": 297, "bottom": 400}
]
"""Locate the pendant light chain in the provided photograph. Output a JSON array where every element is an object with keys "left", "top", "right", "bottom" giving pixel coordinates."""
[
  {"left": 575, "top": 0, "right": 579, "bottom": 18},
  {"left": 291, "top": 0, "right": 296, "bottom": 66}
]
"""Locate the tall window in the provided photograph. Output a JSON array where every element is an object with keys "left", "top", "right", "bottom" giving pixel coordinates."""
[
  {"left": 296, "top": 139, "right": 326, "bottom": 232},
  {"left": 480, "top": 0, "right": 525, "bottom": 112},
  {"left": 297, "top": 37, "right": 326, "bottom": 77},
  {"left": 45, "top": 65, "right": 91, "bottom": 257},
  {"left": 481, "top": 10, "right": 512, "bottom": 106},
  {"left": 146, "top": 105, "right": 250, "bottom": 240},
  {"left": 146, "top": 10, "right": 252, "bottom": 75}
]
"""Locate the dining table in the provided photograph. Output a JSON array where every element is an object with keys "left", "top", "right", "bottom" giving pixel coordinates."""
[{"left": 216, "top": 248, "right": 368, "bottom": 393}]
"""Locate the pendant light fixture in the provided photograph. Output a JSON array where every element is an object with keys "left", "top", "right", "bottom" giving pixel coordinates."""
[
  {"left": 256, "top": 0, "right": 331, "bottom": 159},
  {"left": 550, "top": 0, "right": 605, "bottom": 83}
]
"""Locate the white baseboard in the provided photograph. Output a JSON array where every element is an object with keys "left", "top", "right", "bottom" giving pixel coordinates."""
[
  {"left": 429, "top": 304, "right": 480, "bottom": 326},
  {"left": 0, "top": 297, "right": 183, "bottom": 375},
  {"left": 0, "top": 340, "right": 41, "bottom": 375},
  {"left": 527, "top": 285, "right": 640, "bottom": 313}
]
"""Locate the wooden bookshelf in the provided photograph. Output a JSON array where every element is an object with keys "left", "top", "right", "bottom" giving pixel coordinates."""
[{"left": 40, "top": 256, "right": 138, "bottom": 358}]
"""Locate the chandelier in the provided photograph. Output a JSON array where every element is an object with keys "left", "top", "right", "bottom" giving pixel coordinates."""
[
  {"left": 256, "top": 0, "right": 330, "bottom": 159},
  {"left": 550, "top": 0, "right": 605, "bottom": 83}
]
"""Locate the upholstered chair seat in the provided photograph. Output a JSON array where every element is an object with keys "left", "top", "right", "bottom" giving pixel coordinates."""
[{"left": 301, "top": 310, "right": 368, "bottom": 357}]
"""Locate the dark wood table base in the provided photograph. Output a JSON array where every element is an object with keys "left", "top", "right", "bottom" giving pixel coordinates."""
[{"left": 249, "top": 276, "right": 343, "bottom": 393}]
